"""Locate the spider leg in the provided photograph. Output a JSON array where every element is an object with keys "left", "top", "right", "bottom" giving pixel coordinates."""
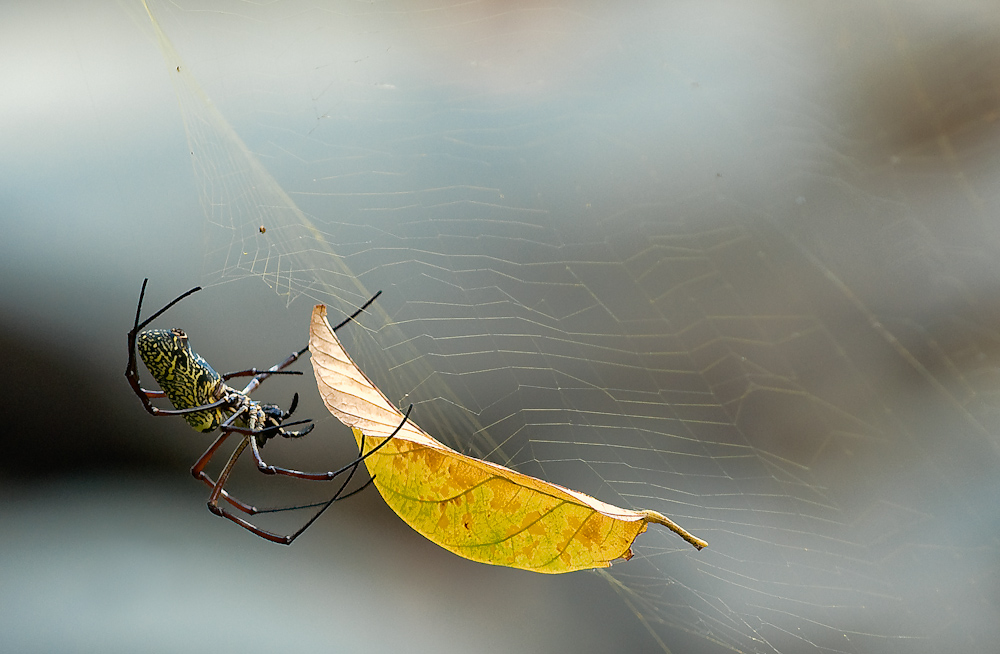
[
  {"left": 277, "top": 432, "right": 370, "bottom": 544},
  {"left": 199, "top": 409, "right": 288, "bottom": 523},
  {"left": 250, "top": 478, "right": 376, "bottom": 515},
  {"left": 250, "top": 431, "right": 383, "bottom": 521},
  {"left": 144, "top": 396, "right": 232, "bottom": 418},
  {"left": 237, "top": 290, "right": 382, "bottom": 397},
  {"left": 204, "top": 436, "right": 292, "bottom": 540},
  {"left": 208, "top": 434, "right": 376, "bottom": 545},
  {"left": 243, "top": 404, "right": 412, "bottom": 481},
  {"left": 279, "top": 425, "right": 314, "bottom": 439},
  {"left": 191, "top": 431, "right": 260, "bottom": 515},
  {"left": 222, "top": 369, "right": 302, "bottom": 382},
  {"left": 249, "top": 419, "right": 315, "bottom": 444},
  {"left": 203, "top": 432, "right": 354, "bottom": 544},
  {"left": 192, "top": 423, "right": 367, "bottom": 518},
  {"left": 255, "top": 418, "right": 313, "bottom": 434},
  {"left": 205, "top": 410, "right": 411, "bottom": 544},
  {"left": 331, "top": 289, "right": 382, "bottom": 331},
  {"left": 189, "top": 410, "right": 263, "bottom": 515},
  {"left": 239, "top": 346, "right": 309, "bottom": 396},
  {"left": 193, "top": 407, "right": 313, "bottom": 516},
  {"left": 194, "top": 440, "right": 378, "bottom": 518},
  {"left": 132, "top": 278, "right": 203, "bottom": 334}
]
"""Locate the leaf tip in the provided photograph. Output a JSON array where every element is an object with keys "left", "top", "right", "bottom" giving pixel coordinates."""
[{"left": 641, "top": 510, "right": 708, "bottom": 551}]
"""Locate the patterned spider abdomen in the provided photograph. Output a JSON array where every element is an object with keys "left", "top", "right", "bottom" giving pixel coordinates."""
[{"left": 136, "top": 328, "right": 230, "bottom": 432}]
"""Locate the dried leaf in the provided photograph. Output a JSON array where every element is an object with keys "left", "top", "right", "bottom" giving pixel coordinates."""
[{"left": 309, "top": 305, "right": 707, "bottom": 573}]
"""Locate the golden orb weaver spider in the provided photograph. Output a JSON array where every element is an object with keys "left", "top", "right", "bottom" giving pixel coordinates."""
[{"left": 125, "top": 278, "right": 410, "bottom": 544}]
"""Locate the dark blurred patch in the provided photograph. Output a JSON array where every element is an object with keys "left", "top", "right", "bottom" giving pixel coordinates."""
[
  {"left": 836, "top": 10, "right": 1000, "bottom": 155},
  {"left": 1, "top": 321, "right": 189, "bottom": 479}
]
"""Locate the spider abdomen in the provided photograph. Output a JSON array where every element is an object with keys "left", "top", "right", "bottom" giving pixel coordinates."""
[{"left": 136, "top": 328, "right": 230, "bottom": 432}]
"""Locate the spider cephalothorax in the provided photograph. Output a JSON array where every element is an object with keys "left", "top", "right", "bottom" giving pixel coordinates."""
[{"left": 124, "top": 278, "right": 406, "bottom": 544}]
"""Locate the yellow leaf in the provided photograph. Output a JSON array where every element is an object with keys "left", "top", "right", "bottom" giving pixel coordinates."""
[{"left": 309, "top": 305, "right": 707, "bottom": 573}]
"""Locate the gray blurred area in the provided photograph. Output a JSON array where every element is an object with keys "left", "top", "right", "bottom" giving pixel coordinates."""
[{"left": 3, "top": 1, "right": 1000, "bottom": 653}]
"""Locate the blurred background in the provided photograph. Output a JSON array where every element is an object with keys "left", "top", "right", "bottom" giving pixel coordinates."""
[{"left": 3, "top": 1, "right": 1000, "bottom": 652}]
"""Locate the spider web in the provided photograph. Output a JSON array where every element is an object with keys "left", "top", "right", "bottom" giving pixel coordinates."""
[{"left": 135, "top": 1, "right": 1000, "bottom": 652}]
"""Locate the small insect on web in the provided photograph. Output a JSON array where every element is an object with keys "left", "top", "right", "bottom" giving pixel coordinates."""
[{"left": 124, "top": 278, "right": 409, "bottom": 544}]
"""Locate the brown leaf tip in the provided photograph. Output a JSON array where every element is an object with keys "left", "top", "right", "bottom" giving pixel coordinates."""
[{"left": 642, "top": 510, "right": 708, "bottom": 551}]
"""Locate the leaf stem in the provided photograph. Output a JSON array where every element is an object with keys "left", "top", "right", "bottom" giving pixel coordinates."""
[{"left": 642, "top": 510, "right": 708, "bottom": 550}]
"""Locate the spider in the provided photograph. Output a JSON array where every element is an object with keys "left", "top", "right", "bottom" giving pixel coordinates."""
[{"left": 125, "top": 278, "right": 409, "bottom": 544}]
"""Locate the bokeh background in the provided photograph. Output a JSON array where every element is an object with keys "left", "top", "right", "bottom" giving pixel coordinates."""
[{"left": 3, "top": 1, "right": 1000, "bottom": 653}]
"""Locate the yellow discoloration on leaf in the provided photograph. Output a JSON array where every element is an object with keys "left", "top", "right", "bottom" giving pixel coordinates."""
[{"left": 309, "top": 305, "right": 707, "bottom": 574}]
